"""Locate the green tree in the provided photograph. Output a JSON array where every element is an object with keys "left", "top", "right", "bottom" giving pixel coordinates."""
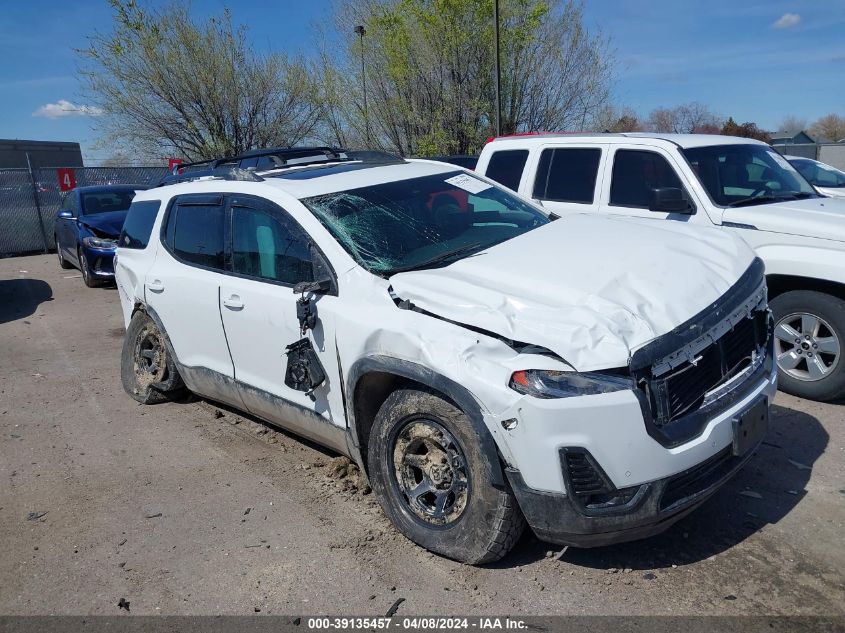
[
  {"left": 721, "top": 117, "right": 772, "bottom": 143},
  {"left": 314, "top": 0, "right": 614, "bottom": 155},
  {"left": 78, "top": 1, "right": 320, "bottom": 160}
]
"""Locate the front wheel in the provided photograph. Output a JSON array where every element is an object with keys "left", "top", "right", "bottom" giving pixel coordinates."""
[
  {"left": 368, "top": 388, "right": 525, "bottom": 564},
  {"left": 78, "top": 247, "right": 100, "bottom": 288},
  {"left": 771, "top": 290, "right": 845, "bottom": 401}
]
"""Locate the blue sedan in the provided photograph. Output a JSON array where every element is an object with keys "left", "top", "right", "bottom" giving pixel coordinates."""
[{"left": 54, "top": 185, "right": 147, "bottom": 287}]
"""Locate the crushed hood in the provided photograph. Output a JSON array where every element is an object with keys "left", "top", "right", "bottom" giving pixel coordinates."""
[
  {"left": 390, "top": 214, "right": 755, "bottom": 371},
  {"left": 723, "top": 196, "right": 845, "bottom": 242},
  {"left": 79, "top": 210, "right": 127, "bottom": 237}
]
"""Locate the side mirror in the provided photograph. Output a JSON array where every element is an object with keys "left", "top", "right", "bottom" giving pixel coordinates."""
[
  {"left": 293, "top": 278, "right": 332, "bottom": 296},
  {"left": 57, "top": 210, "right": 74, "bottom": 219},
  {"left": 649, "top": 188, "right": 693, "bottom": 214}
]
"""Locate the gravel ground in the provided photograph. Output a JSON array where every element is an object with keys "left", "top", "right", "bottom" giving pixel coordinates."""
[{"left": 1, "top": 254, "right": 843, "bottom": 616}]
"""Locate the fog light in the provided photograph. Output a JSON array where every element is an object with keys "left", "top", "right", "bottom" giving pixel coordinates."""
[{"left": 501, "top": 418, "right": 518, "bottom": 430}]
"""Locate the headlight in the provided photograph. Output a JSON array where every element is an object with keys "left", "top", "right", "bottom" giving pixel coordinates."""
[
  {"left": 83, "top": 236, "right": 117, "bottom": 250},
  {"left": 509, "top": 370, "right": 633, "bottom": 399}
]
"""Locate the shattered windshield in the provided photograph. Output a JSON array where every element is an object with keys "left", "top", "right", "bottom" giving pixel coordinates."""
[
  {"left": 301, "top": 171, "right": 549, "bottom": 275},
  {"left": 682, "top": 144, "right": 817, "bottom": 207}
]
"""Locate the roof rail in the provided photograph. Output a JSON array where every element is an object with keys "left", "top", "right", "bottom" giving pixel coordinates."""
[
  {"left": 155, "top": 146, "right": 405, "bottom": 187},
  {"left": 154, "top": 166, "right": 265, "bottom": 187},
  {"left": 171, "top": 146, "right": 348, "bottom": 175}
]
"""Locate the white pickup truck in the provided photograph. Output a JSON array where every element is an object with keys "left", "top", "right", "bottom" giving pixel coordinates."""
[{"left": 476, "top": 133, "right": 845, "bottom": 402}]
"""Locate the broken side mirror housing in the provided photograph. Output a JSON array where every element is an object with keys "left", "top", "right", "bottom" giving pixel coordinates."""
[
  {"left": 649, "top": 187, "right": 694, "bottom": 214},
  {"left": 292, "top": 278, "right": 332, "bottom": 296}
]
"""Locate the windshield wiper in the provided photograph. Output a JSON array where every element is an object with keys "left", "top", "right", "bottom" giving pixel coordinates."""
[
  {"left": 727, "top": 195, "right": 782, "bottom": 208},
  {"left": 385, "top": 242, "right": 485, "bottom": 275}
]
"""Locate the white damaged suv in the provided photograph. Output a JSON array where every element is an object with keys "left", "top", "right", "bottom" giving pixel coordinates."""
[{"left": 115, "top": 148, "right": 775, "bottom": 564}]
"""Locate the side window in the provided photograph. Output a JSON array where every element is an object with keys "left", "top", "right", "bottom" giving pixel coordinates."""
[
  {"left": 231, "top": 202, "right": 314, "bottom": 285},
  {"left": 169, "top": 197, "right": 226, "bottom": 270},
  {"left": 119, "top": 200, "right": 161, "bottom": 249},
  {"left": 63, "top": 193, "right": 78, "bottom": 216},
  {"left": 485, "top": 150, "right": 529, "bottom": 191},
  {"left": 532, "top": 148, "right": 601, "bottom": 203},
  {"left": 610, "top": 150, "right": 685, "bottom": 208}
]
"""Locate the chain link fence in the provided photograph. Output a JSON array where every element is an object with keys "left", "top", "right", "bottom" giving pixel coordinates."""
[{"left": 0, "top": 166, "right": 169, "bottom": 257}]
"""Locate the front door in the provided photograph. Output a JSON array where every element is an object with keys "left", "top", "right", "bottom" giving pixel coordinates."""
[{"left": 219, "top": 195, "right": 347, "bottom": 451}]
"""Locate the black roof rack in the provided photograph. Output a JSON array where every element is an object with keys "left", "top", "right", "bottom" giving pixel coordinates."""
[
  {"left": 155, "top": 146, "right": 353, "bottom": 187},
  {"left": 155, "top": 146, "right": 405, "bottom": 187}
]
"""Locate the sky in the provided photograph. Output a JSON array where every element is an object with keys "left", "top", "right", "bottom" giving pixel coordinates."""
[{"left": 1, "top": 0, "right": 843, "bottom": 164}]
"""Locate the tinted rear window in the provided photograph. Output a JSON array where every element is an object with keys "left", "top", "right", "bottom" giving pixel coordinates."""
[
  {"left": 81, "top": 190, "right": 138, "bottom": 215},
  {"left": 119, "top": 200, "right": 161, "bottom": 249},
  {"left": 533, "top": 148, "right": 601, "bottom": 203},
  {"left": 485, "top": 150, "right": 529, "bottom": 191},
  {"left": 172, "top": 202, "right": 225, "bottom": 270}
]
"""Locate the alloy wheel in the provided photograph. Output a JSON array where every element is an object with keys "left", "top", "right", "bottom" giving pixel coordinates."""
[
  {"left": 133, "top": 326, "right": 168, "bottom": 389},
  {"left": 391, "top": 418, "right": 470, "bottom": 527},
  {"left": 774, "top": 312, "right": 841, "bottom": 381}
]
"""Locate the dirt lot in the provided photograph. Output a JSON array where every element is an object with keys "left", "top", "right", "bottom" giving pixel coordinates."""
[{"left": 1, "top": 254, "right": 843, "bottom": 616}]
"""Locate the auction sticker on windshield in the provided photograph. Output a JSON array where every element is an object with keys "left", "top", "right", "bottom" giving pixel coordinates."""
[{"left": 444, "top": 173, "right": 491, "bottom": 194}]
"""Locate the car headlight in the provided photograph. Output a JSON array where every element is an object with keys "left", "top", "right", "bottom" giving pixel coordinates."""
[
  {"left": 509, "top": 370, "right": 633, "bottom": 399},
  {"left": 82, "top": 236, "right": 117, "bottom": 250}
]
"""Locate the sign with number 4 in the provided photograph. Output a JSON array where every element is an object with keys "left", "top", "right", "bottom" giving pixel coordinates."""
[{"left": 57, "top": 168, "right": 76, "bottom": 192}]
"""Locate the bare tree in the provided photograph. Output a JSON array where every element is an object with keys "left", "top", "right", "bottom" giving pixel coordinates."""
[
  {"left": 591, "top": 105, "right": 643, "bottom": 132},
  {"left": 647, "top": 102, "right": 721, "bottom": 134},
  {"left": 78, "top": 0, "right": 321, "bottom": 160},
  {"left": 777, "top": 115, "right": 808, "bottom": 133},
  {"left": 809, "top": 113, "right": 845, "bottom": 142}
]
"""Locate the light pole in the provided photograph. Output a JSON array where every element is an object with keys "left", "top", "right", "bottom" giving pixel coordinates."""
[
  {"left": 354, "top": 24, "right": 371, "bottom": 146},
  {"left": 493, "top": 0, "right": 502, "bottom": 137}
]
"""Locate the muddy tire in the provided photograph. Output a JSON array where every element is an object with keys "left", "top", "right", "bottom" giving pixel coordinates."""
[
  {"left": 121, "top": 311, "right": 185, "bottom": 404},
  {"left": 56, "top": 240, "right": 72, "bottom": 269},
  {"left": 771, "top": 290, "right": 845, "bottom": 402},
  {"left": 368, "top": 388, "right": 525, "bottom": 564}
]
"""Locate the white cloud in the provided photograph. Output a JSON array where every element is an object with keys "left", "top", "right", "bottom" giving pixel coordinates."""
[
  {"left": 773, "top": 13, "right": 801, "bottom": 29},
  {"left": 32, "top": 99, "right": 103, "bottom": 119}
]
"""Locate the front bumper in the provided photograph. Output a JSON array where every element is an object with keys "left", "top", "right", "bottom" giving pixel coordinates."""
[
  {"left": 503, "top": 357, "right": 776, "bottom": 548},
  {"left": 507, "top": 436, "right": 759, "bottom": 547},
  {"left": 80, "top": 245, "right": 116, "bottom": 278}
]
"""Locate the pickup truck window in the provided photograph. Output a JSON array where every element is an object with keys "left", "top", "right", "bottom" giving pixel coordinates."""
[
  {"left": 610, "top": 150, "right": 686, "bottom": 209},
  {"left": 682, "top": 144, "right": 817, "bottom": 206},
  {"left": 532, "top": 148, "right": 601, "bottom": 203},
  {"left": 485, "top": 150, "right": 529, "bottom": 191}
]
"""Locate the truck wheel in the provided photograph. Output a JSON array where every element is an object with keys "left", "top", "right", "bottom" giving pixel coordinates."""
[
  {"left": 121, "top": 311, "right": 185, "bottom": 404},
  {"left": 368, "top": 388, "right": 525, "bottom": 564},
  {"left": 56, "top": 240, "right": 72, "bottom": 269},
  {"left": 771, "top": 290, "right": 845, "bottom": 401}
]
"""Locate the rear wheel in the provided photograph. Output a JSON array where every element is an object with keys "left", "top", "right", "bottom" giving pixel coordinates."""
[
  {"left": 368, "top": 388, "right": 525, "bottom": 564},
  {"left": 56, "top": 239, "right": 72, "bottom": 269},
  {"left": 121, "top": 311, "right": 185, "bottom": 404},
  {"left": 771, "top": 290, "right": 845, "bottom": 401}
]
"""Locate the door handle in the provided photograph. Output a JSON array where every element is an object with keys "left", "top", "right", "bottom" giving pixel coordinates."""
[
  {"left": 148, "top": 280, "right": 165, "bottom": 293},
  {"left": 223, "top": 295, "right": 244, "bottom": 310}
]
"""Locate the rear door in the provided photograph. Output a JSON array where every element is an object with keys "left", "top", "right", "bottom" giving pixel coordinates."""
[
  {"left": 527, "top": 144, "right": 607, "bottom": 216},
  {"left": 144, "top": 193, "right": 240, "bottom": 406}
]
